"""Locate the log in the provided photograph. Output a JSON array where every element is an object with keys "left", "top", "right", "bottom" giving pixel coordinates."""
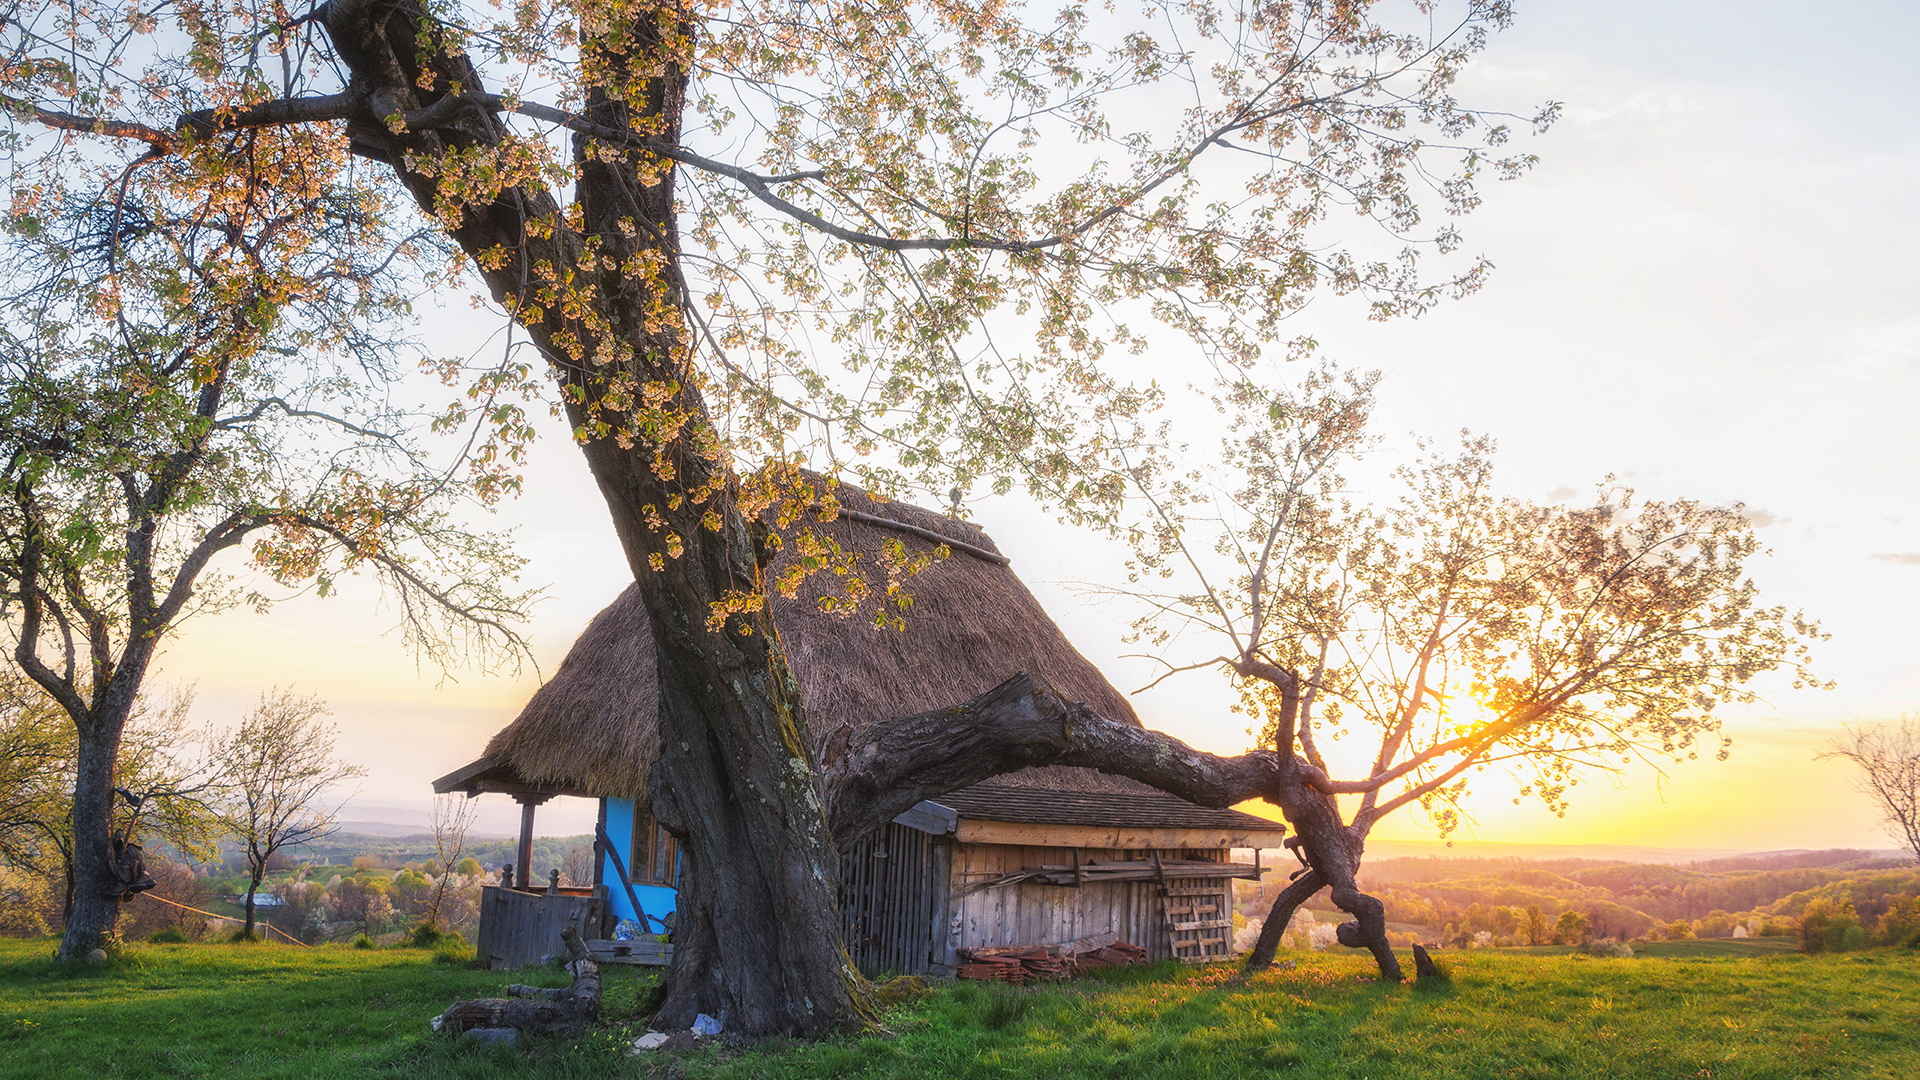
[{"left": 431, "top": 926, "right": 602, "bottom": 1039}]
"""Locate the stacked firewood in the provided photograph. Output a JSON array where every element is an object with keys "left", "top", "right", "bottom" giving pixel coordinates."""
[{"left": 955, "top": 940, "right": 1149, "bottom": 984}]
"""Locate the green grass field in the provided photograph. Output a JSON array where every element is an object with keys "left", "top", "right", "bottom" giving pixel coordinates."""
[
  {"left": 2, "top": 937, "right": 1916, "bottom": 1079},
  {"left": 1499, "top": 937, "right": 1802, "bottom": 958}
]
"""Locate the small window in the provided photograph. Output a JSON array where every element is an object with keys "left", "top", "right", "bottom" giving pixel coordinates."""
[{"left": 630, "top": 805, "right": 680, "bottom": 887}]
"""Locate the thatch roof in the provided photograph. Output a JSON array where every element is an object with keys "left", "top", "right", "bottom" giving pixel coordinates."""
[{"left": 474, "top": 480, "right": 1156, "bottom": 802}]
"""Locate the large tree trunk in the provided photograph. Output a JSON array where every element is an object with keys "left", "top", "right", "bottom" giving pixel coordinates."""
[
  {"left": 825, "top": 677, "right": 1404, "bottom": 980},
  {"left": 57, "top": 715, "right": 126, "bottom": 961},
  {"left": 320, "top": 0, "right": 868, "bottom": 1036},
  {"left": 243, "top": 865, "right": 263, "bottom": 939}
]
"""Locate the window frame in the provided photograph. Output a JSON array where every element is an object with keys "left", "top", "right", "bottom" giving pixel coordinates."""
[{"left": 628, "top": 804, "right": 680, "bottom": 887}]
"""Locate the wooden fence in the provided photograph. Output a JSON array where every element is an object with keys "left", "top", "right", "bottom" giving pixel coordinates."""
[{"left": 840, "top": 821, "right": 950, "bottom": 976}]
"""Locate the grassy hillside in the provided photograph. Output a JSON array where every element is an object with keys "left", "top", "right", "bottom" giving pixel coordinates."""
[{"left": 3, "top": 939, "right": 1917, "bottom": 1079}]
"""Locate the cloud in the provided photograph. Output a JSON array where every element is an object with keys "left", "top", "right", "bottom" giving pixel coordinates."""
[
  {"left": 1870, "top": 553, "right": 1920, "bottom": 566},
  {"left": 1741, "top": 508, "right": 1789, "bottom": 529},
  {"left": 1546, "top": 486, "right": 1578, "bottom": 502}
]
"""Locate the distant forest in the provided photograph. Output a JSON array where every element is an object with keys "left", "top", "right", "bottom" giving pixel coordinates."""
[
  {"left": 257, "top": 830, "right": 595, "bottom": 882},
  {"left": 1235, "top": 848, "right": 1920, "bottom": 949}
]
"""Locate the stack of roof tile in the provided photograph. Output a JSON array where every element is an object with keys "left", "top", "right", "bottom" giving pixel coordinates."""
[
  {"left": 955, "top": 941, "right": 1150, "bottom": 984},
  {"left": 1065, "top": 940, "right": 1150, "bottom": 971}
]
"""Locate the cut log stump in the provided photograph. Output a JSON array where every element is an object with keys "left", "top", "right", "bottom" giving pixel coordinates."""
[
  {"left": 432, "top": 926, "right": 602, "bottom": 1040},
  {"left": 1412, "top": 943, "right": 1445, "bottom": 981}
]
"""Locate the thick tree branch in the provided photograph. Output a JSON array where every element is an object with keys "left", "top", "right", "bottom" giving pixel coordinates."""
[
  {"left": 824, "top": 671, "right": 1284, "bottom": 846},
  {"left": 9, "top": 487, "right": 89, "bottom": 722}
]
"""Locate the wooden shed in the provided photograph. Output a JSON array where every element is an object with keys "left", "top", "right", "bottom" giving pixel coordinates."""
[
  {"left": 434, "top": 478, "right": 1285, "bottom": 971},
  {"left": 845, "top": 786, "right": 1285, "bottom": 973}
]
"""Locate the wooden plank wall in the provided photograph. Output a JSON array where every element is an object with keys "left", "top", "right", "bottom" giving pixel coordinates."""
[
  {"left": 475, "top": 886, "right": 605, "bottom": 970},
  {"left": 839, "top": 821, "right": 947, "bottom": 976},
  {"left": 946, "top": 845, "right": 1232, "bottom": 963}
]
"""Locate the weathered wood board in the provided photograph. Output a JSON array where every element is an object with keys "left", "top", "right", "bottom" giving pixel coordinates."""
[
  {"left": 476, "top": 886, "right": 606, "bottom": 970},
  {"left": 946, "top": 844, "right": 1236, "bottom": 964},
  {"left": 586, "top": 938, "right": 673, "bottom": 966}
]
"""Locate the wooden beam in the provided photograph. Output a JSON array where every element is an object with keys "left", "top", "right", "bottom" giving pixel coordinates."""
[
  {"left": 514, "top": 795, "right": 548, "bottom": 889},
  {"left": 952, "top": 819, "right": 1291, "bottom": 851},
  {"left": 473, "top": 778, "right": 589, "bottom": 799},
  {"left": 586, "top": 939, "right": 673, "bottom": 966},
  {"left": 592, "top": 799, "right": 607, "bottom": 890},
  {"left": 430, "top": 755, "right": 501, "bottom": 794}
]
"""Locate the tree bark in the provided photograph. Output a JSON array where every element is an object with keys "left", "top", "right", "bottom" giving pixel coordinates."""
[
  {"left": 1242, "top": 868, "right": 1323, "bottom": 973},
  {"left": 56, "top": 699, "right": 132, "bottom": 960},
  {"left": 1266, "top": 767, "right": 1401, "bottom": 982},
  {"left": 243, "top": 864, "right": 264, "bottom": 939},
  {"left": 826, "top": 673, "right": 1282, "bottom": 846}
]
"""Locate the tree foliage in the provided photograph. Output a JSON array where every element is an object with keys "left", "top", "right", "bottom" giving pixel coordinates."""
[
  {"left": 206, "top": 688, "right": 363, "bottom": 937},
  {"left": 1, "top": 46, "right": 534, "bottom": 956},
  {"left": 2, "top": 0, "right": 1556, "bottom": 536},
  {"left": 1826, "top": 717, "right": 1920, "bottom": 864},
  {"left": 1117, "top": 367, "right": 1823, "bottom": 837},
  {"left": 0, "top": 671, "right": 222, "bottom": 912}
]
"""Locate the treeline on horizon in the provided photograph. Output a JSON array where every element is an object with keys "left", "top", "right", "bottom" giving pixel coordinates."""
[
  {"left": 1235, "top": 848, "right": 1920, "bottom": 952},
  {"left": 0, "top": 828, "right": 603, "bottom": 946}
]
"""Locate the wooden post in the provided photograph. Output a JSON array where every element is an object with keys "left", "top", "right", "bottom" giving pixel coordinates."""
[
  {"left": 514, "top": 795, "right": 545, "bottom": 891},
  {"left": 595, "top": 820, "right": 656, "bottom": 933},
  {"left": 592, "top": 799, "right": 607, "bottom": 890}
]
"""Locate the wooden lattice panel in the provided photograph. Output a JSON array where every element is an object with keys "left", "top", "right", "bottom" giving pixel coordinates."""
[{"left": 1163, "top": 878, "right": 1232, "bottom": 963}]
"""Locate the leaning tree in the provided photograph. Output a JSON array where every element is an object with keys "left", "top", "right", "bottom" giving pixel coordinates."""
[
  {"left": 8, "top": 0, "right": 1566, "bottom": 1031},
  {"left": 1108, "top": 367, "right": 1824, "bottom": 976}
]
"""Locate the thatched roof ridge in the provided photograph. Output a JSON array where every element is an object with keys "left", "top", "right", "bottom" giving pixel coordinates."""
[{"left": 482, "top": 480, "right": 1149, "bottom": 800}]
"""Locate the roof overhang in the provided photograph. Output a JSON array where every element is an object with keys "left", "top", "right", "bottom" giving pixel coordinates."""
[
  {"left": 951, "top": 818, "right": 1290, "bottom": 850},
  {"left": 431, "top": 756, "right": 591, "bottom": 800}
]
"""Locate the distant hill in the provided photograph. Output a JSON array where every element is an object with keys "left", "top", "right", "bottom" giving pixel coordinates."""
[
  {"left": 1357, "top": 839, "right": 1746, "bottom": 864},
  {"left": 1685, "top": 849, "right": 1905, "bottom": 873},
  {"left": 330, "top": 821, "right": 438, "bottom": 839},
  {"left": 1234, "top": 847, "right": 1920, "bottom": 945}
]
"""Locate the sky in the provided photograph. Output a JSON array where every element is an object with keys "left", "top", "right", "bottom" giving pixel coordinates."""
[{"left": 152, "top": 1, "right": 1920, "bottom": 852}]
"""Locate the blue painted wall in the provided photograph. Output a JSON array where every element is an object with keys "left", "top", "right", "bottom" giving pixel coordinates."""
[{"left": 601, "top": 796, "right": 677, "bottom": 929}]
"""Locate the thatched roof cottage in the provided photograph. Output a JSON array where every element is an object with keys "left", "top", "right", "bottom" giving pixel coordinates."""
[{"left": 435, "top": 482, "right": 1285, "bottom": 972}]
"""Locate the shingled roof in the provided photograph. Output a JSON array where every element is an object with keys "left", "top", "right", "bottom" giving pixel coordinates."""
[{"left": 934, "top": 785, "right": 1285, "bottom": 835}]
